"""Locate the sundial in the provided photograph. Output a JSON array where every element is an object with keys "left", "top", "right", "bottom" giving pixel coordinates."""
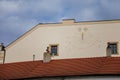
[{"left": 64, "top": 27, "right": 99, "bottom": 49}]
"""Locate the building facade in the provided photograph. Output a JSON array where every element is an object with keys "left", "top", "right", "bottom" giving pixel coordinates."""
[{"left": 1, "top": 19, "right": 120, "bottom": 63}]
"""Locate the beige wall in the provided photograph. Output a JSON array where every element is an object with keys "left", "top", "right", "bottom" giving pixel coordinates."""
[{"left": 5, "top": 20, "right": 120, "bottom": 63}]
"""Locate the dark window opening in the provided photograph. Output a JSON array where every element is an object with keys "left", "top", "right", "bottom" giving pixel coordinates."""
[
  {"left": 107, "top": 42, "right": 118, "bottom": 55},
  {"left": 50, "top": 45, "right": 58, "bottom": 56}
]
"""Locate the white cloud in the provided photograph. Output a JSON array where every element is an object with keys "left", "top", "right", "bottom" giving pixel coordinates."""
[{"left": 0, "top": 0, "right": 20, "bottom": 17}]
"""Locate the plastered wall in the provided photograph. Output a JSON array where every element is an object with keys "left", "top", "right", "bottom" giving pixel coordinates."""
[{"left": 5, "top": 20, "right": 120, "bottom": 63}]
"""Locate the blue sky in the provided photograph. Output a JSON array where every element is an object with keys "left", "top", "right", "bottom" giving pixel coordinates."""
[{"left": 0, "top": 0, "right": 120, "bottom": 46}]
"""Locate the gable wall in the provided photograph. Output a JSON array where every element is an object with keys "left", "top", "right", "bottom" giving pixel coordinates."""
[{"left": 5, "top": 21, "right": 120, "bottom": 63}]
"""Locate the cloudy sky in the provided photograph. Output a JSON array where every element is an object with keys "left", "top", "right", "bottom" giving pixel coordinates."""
[{"left": 0, "top": 0, "right": 120, "bottom": 46}]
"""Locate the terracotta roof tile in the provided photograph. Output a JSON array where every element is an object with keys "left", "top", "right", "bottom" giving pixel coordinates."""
[{"left": 0, "top": 57, "right": 120, "bottom": 79}]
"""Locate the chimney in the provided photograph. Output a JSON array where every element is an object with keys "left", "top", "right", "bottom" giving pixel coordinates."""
[
  {"left": 0, "top": 43, "right": 5, "bottom": 64},
  {"left": 62, "top": 19, "right": 75, "bottom": 24}
]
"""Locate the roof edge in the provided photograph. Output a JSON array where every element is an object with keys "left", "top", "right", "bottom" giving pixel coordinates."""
[
  {"left": 2, "top": 56, "right": 111, "bottom": 64},
  {"left": 6, "top": 24, "right": 40, "bottom": 50},
  {"left": 38, "top": 19, "right": 120, "bottom": 25}
]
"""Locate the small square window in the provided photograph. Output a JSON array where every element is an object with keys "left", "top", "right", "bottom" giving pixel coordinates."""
[
  {"left": 50, "top": 44, "right": 58, "bottom": 56},
  {"left": 107, "top": 42, "right": 118, "bottom": 56}
]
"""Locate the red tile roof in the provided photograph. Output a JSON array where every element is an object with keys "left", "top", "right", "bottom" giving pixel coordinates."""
[{"left": 0, "top": 57, "right": 120, "bottom": 79}]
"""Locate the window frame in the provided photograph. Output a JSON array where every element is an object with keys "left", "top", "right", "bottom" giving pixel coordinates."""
[
  {"left": 49, "top": 44, "right": 59, "bottom": 56},
  {"left": 107, "top": 42, "right": 119, "bottom": 55}
]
